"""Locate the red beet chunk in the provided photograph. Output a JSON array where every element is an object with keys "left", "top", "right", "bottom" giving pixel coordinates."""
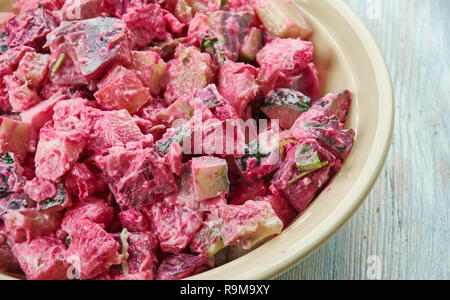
[
  {"left": 4, "top": 8, "right": 59, "bottom": 50},
  {"left": 156, "top": 253, "right": 211, "bottom": 280},
  {"left": 95, "top": 146, "right": 177, "bottom": 210},
  {"left": 66, "top": 220, "right": 122, "bottom": 280},
  {"left": 12, "top": 236, "right": 68, "bottom": 280}
]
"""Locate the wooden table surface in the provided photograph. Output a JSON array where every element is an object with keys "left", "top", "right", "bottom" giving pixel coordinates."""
[{"left": 278, "top": 0, "right": 449, "bottom": 280}]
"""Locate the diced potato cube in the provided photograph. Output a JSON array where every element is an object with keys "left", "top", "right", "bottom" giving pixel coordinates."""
[
  {"left": 12, "top": 237, "right": 68, "bottom": 280},
  {"left": 61, "top": 0, "right": 101, "bottom": 21},
  {"left": 20, "top": 93, "right": 65, "bottom": 130},
  {"left": 192, "top": 156, "right": 230, "bottom": 201},
  {"left": 2, "top": 209, "right": 62, "bottom": 243},
  {"left": 95, "top": 65, "right": 151, "bottom": 114},
  {"left": 164, "top": 45, "right": 215, "bottom": 105},
  {"left": 239, "top": 27, "right": 263, "bottom": 62},
  {"left": 175, "top": 0, "right": 194, "bottom": 23},
  {"left": 15, "top": 52, "right": 50, "bottom": 88},
  {"left": 0, "top": 117, "right": 33, "bottom": 162},
  {"left": 61, "top": 199, "right": 114, "bottom": 235},
  {"left": 128, "top": 51, "right": 167, "bottom": 96},
  {"left": 219, "top": 200, "right": 283, "bottom": 249},
  {"left": 218, "top": 61, "right": 259, "bottom": 117},
  {"left": 157, "top": 97, "right": 194, "bottom": 125},
  {"left": 252, "top": 0, "right": 313, "bottom": 39},
  {"left": 35, "top": 124, "right": 86, "bottom": 182},
  {"left": 3, "top": 75, "right": 41, "bottom": 112},
  {"left": 147, "top": 198, "right": 203, "bottom": 253}
]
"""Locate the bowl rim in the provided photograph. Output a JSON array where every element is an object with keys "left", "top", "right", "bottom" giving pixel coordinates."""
[
  {"left": 190, "top": 0, "right": 395, "bottom": 280},
  {"left": 0, "top": 0, "right": 394, "bottom": 281}
]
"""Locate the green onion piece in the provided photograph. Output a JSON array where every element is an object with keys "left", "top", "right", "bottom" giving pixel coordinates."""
[
  {"left": 288, "top": 161, "right": 329, "bottom": 185},
  {"left": 52, "top": 54, "right": 65, "bottom": 73}
]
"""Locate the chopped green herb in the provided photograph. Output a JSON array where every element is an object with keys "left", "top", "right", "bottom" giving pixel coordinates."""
[
  {"left": 38, "top": 183, "right": 67, "bottom": 211},
  {"left": 1, "top": 152, "right": 15, "bottom": 165},
  {"left": 295, "top": 144, "right": 324, "bottom": 171},
  {"left": 155, "top": 127, "right": 192, "bottom": 155},
  {"left": 288, "top": 161, "right": 329, "bottom": 185},
  {"left": 220, "top": 0, "right": 228, "bottom": 10},
  {"left": 1, "top": 45, "right": 9, "bottom": 54}
]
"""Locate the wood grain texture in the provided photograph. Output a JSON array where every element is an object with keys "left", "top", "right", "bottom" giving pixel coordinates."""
[{"left": 277, "top": 0, "right": 449, "bottom": 280}]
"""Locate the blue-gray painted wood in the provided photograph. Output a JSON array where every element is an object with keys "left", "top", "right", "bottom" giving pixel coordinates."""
[{"left": 277, "top": 0, "right": 449, "bottom": 280}]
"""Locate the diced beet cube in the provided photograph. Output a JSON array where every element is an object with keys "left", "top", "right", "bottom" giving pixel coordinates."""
[
  {"left": 166, "top": 142, "right": 184, "bottom": 176},
  {"left": 100, "top": 0, "right": 130, "bottom": 17},
  {"left": 52, "top": 98, "right": 99, "bottom": 133},
  {"left": 66, "top": 220, "right": 122, "bottom": 280},
  {"left": 61, "top": 198, "right": 114, "bottom": 235},
  {"left": 291, "top": 109, "right": 355, "bottom": 160},
  {"left": 0, "top": 152, "right": 26, "bottom": 197},
  {"left": 163, "top": 8, "right": 186, "bottom": 34},
  {"left": 271, "top": 138, "right": 340, "bottom": 213},
  {"left": 313, "top": 90, "right": 352, "bottom": 123},
  {"left": 262, "top": 190, "right": 298, "bottom": 227},
  {"left": 229, "top": 179, "right": 269, "bottom": 206},
  {"left": 88, "top": 109, "right": 145, "bottom": 153},
  {"left": 3, "top": 74, "right": 41, "bottom": 112},
  {"left": 0, "top": 193, "right": 30, "bottom": 218},
  {"left": 0, "top": 244, "right": 22, "bottom": 276},
  {"left": 128, "top": 51, "right": 167, "bottom": 96},
  {"left": 20, "top": 92, "right": 65, "bottom": 131},
  {"left": 118, "top": 210, "right": 149, "bottom": 233},
  {"left": 45, "top": 17, "right": 131, "bottom": 80},
  {"left": 156, "top": 253, "right": 211, "bottom": 280},
  {"left": 0, "top": 80, "right": 11, "bottom": 113},
  {"left": 4, "top": 8, "right": 59, "bottom": 50},
  {"left": 15, "top": 52, "right": 50, "bottom": 88},
  {"left": 0, "top": 117, "right": 34, "bottom": 162},
  {"left": 108, "top": 231, "right": 159, "bottom": 280},
  {"left": 122, "top": 3, "right": 169, "bottom": 48},
  {"left": 219, "top": 200, "right": 283, "bottom": 249},
  {"left": 147, "top": 198, "right": 203, "bottom": 253},
  {"left": 194, "top": 84, "right": 240, "bottom": 121},
  {"left": 187, "top": 13, "right": 209, "bottom": 47},
  {"left": 48, "top": 54, "right": 89, "bottom": 87},
  {"left": 64, "top": 163, "right": 107, "bottom": 201},
  {"left": 95, "top": 146, "right": 177, "bottom": 210},
  {"left": 203, "top": 10, "right": 254, "bottom": 63},
  {"left": 296, "top": 63, "right": 320, "bottom": 101},
  {"left": 0, "top": 45, "right": 34, "bottom": 77},
  {"left": 23, "top": 177, "right": 57, "bottom": 204},
  {"left": 12, "top": 236, "right": 68, "bottom": 280},
  {"left": 13, "top": 0, "right": 62, "bottom": 13},
  {"left": 190, "top": 213, "right": 223, "bottom": 256},
  {"left": 95, "top": 65, "right": 151, "bottom": 115},
  {"left": 35, "top": 123, "right": 86, "bottom": 182},
  {"left": 1, "top": 208, "right": 62, "bottom": 243},
  {"left": 61, "top": 0, "right": 102, "bottom": 20},
  {"left": 257, "top": 38, "right": 314, "bottom": 76},
  {"left": 164, "top": 45, "right": 215, "bottom": 105},
  {"left": 218, "top": 61, "right": 259, "bottom": 117}
]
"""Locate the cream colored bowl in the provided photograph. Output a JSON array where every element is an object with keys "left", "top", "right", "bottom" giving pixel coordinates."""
[{"left": 0, "top": 0, "right": 394, "bottom": 280}]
